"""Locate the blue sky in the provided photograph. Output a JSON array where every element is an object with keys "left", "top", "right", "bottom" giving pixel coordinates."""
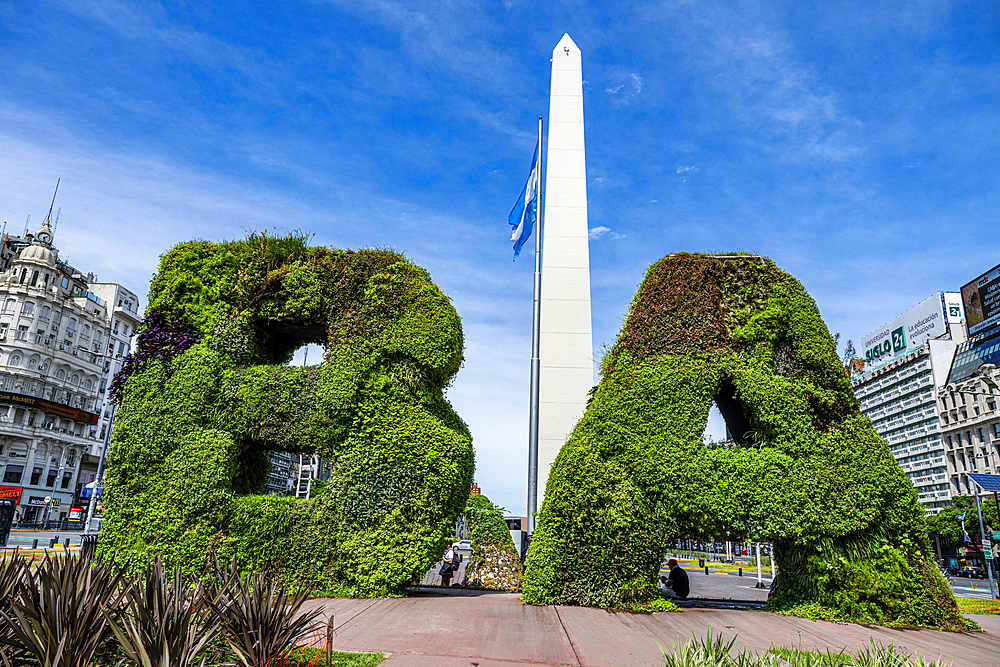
[{"left": 1, "top": 0, "right": 998, "bottom": 515}]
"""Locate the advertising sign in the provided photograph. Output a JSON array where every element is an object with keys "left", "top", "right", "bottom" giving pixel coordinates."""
[
  {"left": 0, "top": 486, "right": 23, "bottom": 504},
  {"left": 68, "top": 507, "right": 83, "bottom": 521},
  {"left": 861, "top": 293, "right": 948, "bottom": 367},
  {"left": 962, "top": 263, "right": 1000, "bottom": 336},
  {"left": 0, "top": 391, "right": 100, "bottom": 424},
  {"left": 944, "top": 292, "right": 964, "bottom": 323}
]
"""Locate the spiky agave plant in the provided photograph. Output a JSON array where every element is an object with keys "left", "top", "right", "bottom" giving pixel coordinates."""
[
  {"left": 104, "top": 558, "right": 221, "bottom": 667},
  {"left": 205, "top": 559, "right": 323, "bottom": 667},
  {"left": 0, "top": 553, "right": 126, "bottom": 667},
  {"left": 0, "top": 550, "right": 30, "bottom": 666}
]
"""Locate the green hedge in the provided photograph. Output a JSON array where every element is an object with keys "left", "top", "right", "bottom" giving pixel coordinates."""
[
  {"left": 100, "top": 233, "right": 473, "bottom": 597},
  {"left": 463, "top": 494, "right": 522, "bottom": 591},
  {"left": 522, "top": 253, "right": 968, "bottom": 628}
]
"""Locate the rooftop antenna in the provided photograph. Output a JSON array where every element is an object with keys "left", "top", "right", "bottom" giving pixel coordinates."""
[
  {"left": 23, "top": 214, "right": 30, "bottom": 236},
  {"left": 54, "top": 207, "right": 61, "bottom": 234},
  {"left": 44, "top": 178, "right": 61, "bottom": 227}
]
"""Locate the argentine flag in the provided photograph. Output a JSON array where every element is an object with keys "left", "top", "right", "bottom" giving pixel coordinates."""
[{"left": 508, "top": 143, "right": 539, "bottom": 260}]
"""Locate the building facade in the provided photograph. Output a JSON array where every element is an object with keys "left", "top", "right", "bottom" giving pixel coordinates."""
[
  {"left": 851, "top": 292, "right": 966, "bottom": 513},
  {"left": 937, "top": 261, "right": 1000, "bottom": 494},
  {"left": 0, "top": 219, "right": 136, "bottom": 526}
]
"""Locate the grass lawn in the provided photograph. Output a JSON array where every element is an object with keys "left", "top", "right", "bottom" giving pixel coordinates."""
[
  {"left": 956, "top": 596, "right": 1000, "bottom": 615},
  {"left": 290, "top": 646, "right": 384, "bottom": 666}
]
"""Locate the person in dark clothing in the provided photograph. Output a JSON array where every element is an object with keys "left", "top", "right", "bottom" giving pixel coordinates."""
[{"left": 659, "top": 558, "right": 689, "bottom": 599}]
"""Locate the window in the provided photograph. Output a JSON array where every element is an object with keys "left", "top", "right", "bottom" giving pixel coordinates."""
[
  {"left": 20, "top": 302, "right": 33, "bottom": 316},
  {"left": 994, "top": 423, "right": 1000, "bottom": 438},
  {"left": 27, "top": 358, "right": 37, "bottom": 370},
  {"left": 3, "top": 299, "right": 14, "bottom": 313},
  {"left": 118, "top": 341, "right": 127, "bottom": 355},
  {"left": 46, "top": 469, "right": 57, "bottom": 487},
  {"left": 30, "top": 467, "right": 42, "bottom": 485},
  {"left": 39, "top": 306, "right": 50, "bottom": 321},
  {"left": 16, "top": 326, "right": 27, "bottom": 340},
  {"left": 18, "top": 269, "right": 26, "bottom": 284},
  {"left": 979, "top": 428, "right": 985, "bottom": 442},
  {"left": 56, "top": 369, "right": 65, "bottom": 380},
  {"left": 8, "top": 355, "right": 20, "bottom": 367},
  {"left": 962, "top": 393, "right": 967, "bottom": 405},
  {"left": 67, "top": 318, "right": 76, "bottom": 336},
  {"left": 66, "top": 449, "right": 76, "bottom": 466},
  {"left": 3, "top": 465, "right": 23, "bottom": 484},
  {"left": 84, "top": 379, "right": 92, "bottom": 390},
  {"left": 70, "top": 374, "right": 79, "bottom": 385},
  {"left": 51, "top": 312, "right": 60, "bottom": 327},
  {"left": 61, "top": 277, "right": 69, "bottom": 288},
  {"left": 94, "top": 331, "right": 102, "bottom": 347},
  {"left": 0, "top": 323, "right": 7, "bottom": 339},
  {"left": 113, "top": 320, "right": 119, "bottom": 334},
  {"left": 43, "top": 273, "right": 49, "bottom": 286},
  {"left": 34, "top": 329, "right": 43, "bottom": 344},
  {"left": 30, "top": 270, "right": 38, "bottom": 287},
  {"left": 123, "top": 324, "right": 129, "bottom": 336}
]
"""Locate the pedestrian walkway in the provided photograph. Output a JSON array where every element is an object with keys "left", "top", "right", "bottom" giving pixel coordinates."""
[{"left": 301, "top": 590, "right": 1000, "bottom": 667}]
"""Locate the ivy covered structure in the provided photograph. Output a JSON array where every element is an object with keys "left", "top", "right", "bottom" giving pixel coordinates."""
[
  {"left": 100, "top": 233, "right": 473, "bottom": 597},
  {"left": 522, "top": 253, "right": 967, "bottom": 628}
]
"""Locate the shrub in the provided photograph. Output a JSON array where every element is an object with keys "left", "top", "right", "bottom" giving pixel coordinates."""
[
  {"left": 522, "top": 253, "right": 964, "bottom": 629},
  {"left": 100, "top": 234, "right": 473, "bottom": 597},
  {"left": 462, "top": 494, "right": 522, "bottom": 591}
]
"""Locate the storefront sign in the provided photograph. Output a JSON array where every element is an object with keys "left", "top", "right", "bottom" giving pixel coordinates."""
[
  {"left": 68, "top": 507, "right": 83, "bottom": 521},
  {"left": 0, "top": 391, "right": 99, "bottom": 424},
  {"left": 0, "top": 486, "right": 23, "bottom": 504}
]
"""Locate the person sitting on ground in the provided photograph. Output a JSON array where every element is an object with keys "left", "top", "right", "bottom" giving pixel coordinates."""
[
  {"left": 659, "top": 558, "right": 689, "bottom": 599},
  {"left": 439, "top": 541, "right": 456, "bottom": 587}
]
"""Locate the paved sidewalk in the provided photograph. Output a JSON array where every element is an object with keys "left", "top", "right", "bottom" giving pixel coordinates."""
[{"left": 302, "top": 590, "right": 1000, "bottom": 667}]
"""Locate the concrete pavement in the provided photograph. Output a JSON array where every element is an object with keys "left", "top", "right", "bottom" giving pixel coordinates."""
[{"left": 302, "top": 590, "right": 1000, "bottom": 667}]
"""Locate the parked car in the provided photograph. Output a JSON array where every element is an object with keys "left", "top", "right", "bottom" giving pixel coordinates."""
[
  {"left": 455, "top": 539, "right": 473, "bottom": 552},
  {"left": 959, "top": 565, "right": 986, "bottom": 579}
]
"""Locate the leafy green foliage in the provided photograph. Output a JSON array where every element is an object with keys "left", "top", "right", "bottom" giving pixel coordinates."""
[
  {"left": 926, "top": 494, "right": 998, "bottom": 546},
  {"left": 101, "top": 233, "right": 473, "bottom": 597},
  {"left": 463, "top": 494, "right": 523, "bottom": 591},
  {"left": 523, "top": 253, "right": 963, "bottom": 628}
]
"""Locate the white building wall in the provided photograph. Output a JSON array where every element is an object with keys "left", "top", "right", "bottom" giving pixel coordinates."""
[{"left": 536, "top": 33, "right": 594, "bottom": 512}]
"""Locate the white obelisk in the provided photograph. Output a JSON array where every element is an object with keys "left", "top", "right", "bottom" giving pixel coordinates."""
[{"left": 537, "top": 34, "right": 593, "bottom": 512}]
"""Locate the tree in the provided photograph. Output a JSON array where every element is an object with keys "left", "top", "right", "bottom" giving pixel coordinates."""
[
  {"left": 842, "top": 339, "right": 857, "bottom": 368},
  {"left": 927, "top": 495, "right": 999, "bottom": 546}
]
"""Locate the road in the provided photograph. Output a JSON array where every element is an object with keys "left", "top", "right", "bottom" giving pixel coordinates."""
[{"left": 2, "top": 528, "right": 85, "bottom": 551}]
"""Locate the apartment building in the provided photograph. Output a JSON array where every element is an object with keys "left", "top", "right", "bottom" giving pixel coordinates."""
[
  {"left": 0, "top": 219, "right": 137, "bottom": 526},
  {"left": 851, "top": 292, "right": 966, "bottom": 513},
  {"left": 938, "top": 262, "right": 1000, "bottom": 495}
]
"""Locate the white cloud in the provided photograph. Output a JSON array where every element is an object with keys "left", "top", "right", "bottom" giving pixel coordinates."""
[
  {"left": 589, "top": 226, "right": 625, "bottom": 240},
  {"left": 676, "top": 165, "right": 698, "bottom": 173},
  {"left": 606, "top": 73, "right": 644, "bottom": 107}
]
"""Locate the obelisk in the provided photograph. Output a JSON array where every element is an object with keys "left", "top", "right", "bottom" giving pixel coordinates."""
[{"left": 537, "top": 34, "right": 593, "bottom": 511}]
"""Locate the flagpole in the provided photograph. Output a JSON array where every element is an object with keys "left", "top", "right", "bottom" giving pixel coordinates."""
[{"left": 527, "top": 116, "right": 543, "bottom": 537}]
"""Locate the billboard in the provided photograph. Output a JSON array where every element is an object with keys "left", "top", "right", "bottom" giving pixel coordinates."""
[
  {"left": 944, "top": 292, "right": 964, "bottom": 323},
  {"left": 861, "top": 293, "right": 948, "bottom": 366},
  {"left": 962, "top": 263, "right": 1000, "bottom": 336}
]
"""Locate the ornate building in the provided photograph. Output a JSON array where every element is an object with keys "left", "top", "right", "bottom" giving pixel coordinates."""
[{"left": 0, "top": 218, "right": 131, "bottom": 526}]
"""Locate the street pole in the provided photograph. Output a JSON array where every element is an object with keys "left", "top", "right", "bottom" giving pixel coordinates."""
[
  {"left": 755, "top": 542, "right": 764, "bottom": 588},
  {"left": 526, "top": 116, "right": 543, "bottom": 538},
  {"left": 971, "top": 475, "right": 998, "bottom": 599},
  {"left": 83, "top": 403, "right": 116, "bottom": 535},
  {"left": 770, "top": 544, "right": 775, "bottom": 579}
]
